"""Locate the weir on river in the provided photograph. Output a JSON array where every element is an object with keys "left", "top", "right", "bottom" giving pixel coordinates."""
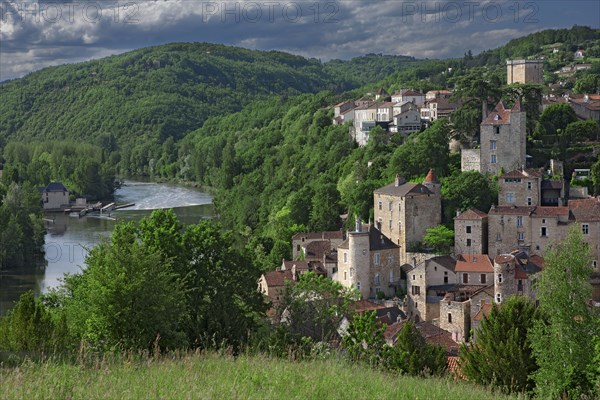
[{"left": 0, "top": 181, "right": 214, "bottom": 315}]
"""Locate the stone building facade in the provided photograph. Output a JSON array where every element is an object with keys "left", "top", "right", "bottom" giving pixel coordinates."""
[
  {"left": 506, "top": 59, "right": 544, "bottom": 84},
  {"left": 374, "top": 171, "right": 441, "bottom": 264},
  {"left": 454, "top": 209, "right": 488, "bottom": 255},
  {"left": 336, "top": 222, "right": 402, "bottom": 299},
  {"left": 439, "top": 298, "right": 471, "bottom": 343},
  {"left": 498, "top": 169, "right": 542, "bottom": 207}
]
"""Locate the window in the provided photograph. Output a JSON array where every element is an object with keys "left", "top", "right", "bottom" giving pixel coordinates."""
[
  {"left": 412, "top": 275, "right": 415, "bottom": 281},
  {"left": 582, "top": 224, "right": 589, "bottom": 235},
  {"left": 506, "top": 193, "right": 515, "bottom": 204},
  {"left": 527, "top": 197, "right": 532, "bottom": 206},
  {"left": 466, "top": 238, "right": 472, "bottom": 247},
  {"left": 350, "top": 268, "right": 354, "bottom": 278},
  {"left": 496, "top": 233, "right": 502, "bottom": 241},
  {"left": 496, "top": 293, "right": 502, "bottom": 303},
  {"left": 518, "top": 280, "right": 523, "bottom": 292},
  {"left": 344, "top": 271, "right": 347, "bottom": 280},
  {"left": 481, "top": 274, "right": 487, "bottom": 284},
  {"left": 398, "top": 203, "right": 402, "bottom": 212},
  {"left": 412, "top": 286, "right": 421, "bottom": 295},
  {"left": 388, "top": 202, "right": 392, "bottom": 211},
  {"left": 389, "top": 270, "right": 394, "bottom": 283},
  {"left": 378, "top": 201, "right": 382, "bottom": 210},
  {"left": 498, "top": 273, "right": 503, "bottom": 283},
  {"left": 593, "top": 260, "right": 598, "bottom": 268},
  {"left": 490, "top": 140, "right": 497, "bottom": 150},
  {"left": 357, "top": 282, "right": 361, "bottom": 290},
  {"left": 518, "top": 232, "right": 525, "bottom": 241},
  {"left": 444, "top": 271, "right": 449, "bottom": 284},
  {"left": 296, "top": 244, "right": 300, "bottom": 252},
  {"left": 374, "top": 253, "right": 380, "bottom": 266},
  {"left": 448, "top": 313, "right": 452, "bottom": 324},
  {"left": 491, "top": 154, "right": 497, "bottom": 164},
  {"left": 466, "top": 225, "right": 472, "bottom": 234},
  {"left": 375, "top": 274, "right": 381, "bottom": 285},
  {"left": 541, "top": 227, "right": 547, "bottom": 237},
  {"left": 517, "top": 216, "right": 523, "bottom": 228},
  {"left": 527, "top": 181, "right": 532, "bottom": 190},
  {"left": 343, "top": 252, "right": 348, "bottom": 263},
  {"left": 463, "top": 273, "right": 469, "bottom": 284},
  {"left": 398, "top": 222, "right": 402, "bottom": 232},
  {"left": 495, "top": 126, "right": 500, "bottom": 134}
]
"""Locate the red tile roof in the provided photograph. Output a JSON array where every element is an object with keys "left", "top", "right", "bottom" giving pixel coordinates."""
[
  {"left": 482, "top": 101, "right": 523, "bottom": 125},
  {"left": 532, "top": 206, "right": 570, "bottom": 217},
  {"left": 569, "top": 198, "right": 600, "bottom": 222},
  {"left": 494, "top": 254, "right": 515, "bottom": 264},
  {"left": 489, "top": 205, "right": 534, "bottom": 215},
  {"left": 455, "top": 209, "right": 488, "bottom": 220},
  {"left": 424, "top": 169, "right": 439, "bottom": 183},
  {"left": 500, "top": 168, "right": 542, "bottom": 179},
  {"left": 455, "top": 254, "right": 494, "bottom": 273},
  {"left": 262, "top": 270, "right": 294, "bottom": 288},
  {"left": 473, "top": 303, "right": 493, "bottom": 321},
  {"left": 351, "top": 300, "right": 386, "bottom": 314}
]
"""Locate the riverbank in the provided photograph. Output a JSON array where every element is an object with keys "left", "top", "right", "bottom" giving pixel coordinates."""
[{"left": 0, "top": 352, "right": 518, "bottom": 400}]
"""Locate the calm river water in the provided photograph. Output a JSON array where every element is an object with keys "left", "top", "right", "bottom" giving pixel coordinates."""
[{"left": 0, "top": 181, "right": 214, "bottom": 315}]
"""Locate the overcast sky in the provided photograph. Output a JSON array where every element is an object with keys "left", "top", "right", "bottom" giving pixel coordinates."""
[{"left": 1, "top": 0, "right": 599, "bottom": 81}]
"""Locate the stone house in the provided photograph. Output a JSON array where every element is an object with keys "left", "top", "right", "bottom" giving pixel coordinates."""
[
  {"left": 454, "top": 209, "right": 488, "bottom": 255},
  {"left": 569, "top": 198, "right": 600, "bottom": 268},
  {"left": 258, "top": 269, "right": 295, "bottom": 307},
  {"left": 567, "top": 94, "right": 600, "bottom": 122},
  {"left": 384, "top": 320, "right": 459, "bottom": 355},
  {"left": 455, "top": 254, "right": 494, "bottom": 286},
  {"left": 332, "top": 101, "right": 356, "bottom": 125},
  {"left": 292, "top": 230, "right": 345, "bottom": 260},
  {"left": 391, "top": 89, "right": 426, "bottom": 106},
  {"left": 335, "top": 222, "right": 402, "bottom": 299},
  {"left": 390, "top": 101, "right": 421, "bottom": 134},
  {"left": 425, "top": 90, "right": 452, "bottom": 100},
  {"left": 37, "top": 182, "right": 70, "bottom": 210},
  {"left": 493, "top": 252, "right": 544, "bottom": 304},
  {"left": 462, "top": 101, "right": 527, "bottom": 175},
  {"left": 405, "top": 255, "right": 457, "bottom": 323},
  {"left": 498, "top": 169, "right": 542, "bottom": 207},
  {"left": 420, "top": 97, "right": 460, "bottom": 121},
  {"left": 373, "top": 171, "right": 442, "bottom": 263},
  {"left": 352, "top": 102, "right": 378, "bottom": 146}
]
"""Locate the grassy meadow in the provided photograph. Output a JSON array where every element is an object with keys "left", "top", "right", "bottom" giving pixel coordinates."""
[{"left": 0, "top": 352, "right": 521, "bottom": 400}]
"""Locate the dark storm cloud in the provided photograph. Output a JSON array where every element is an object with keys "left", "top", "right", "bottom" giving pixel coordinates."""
[{"left": 1, "top": 0, "right": 599, "bottom": 80}]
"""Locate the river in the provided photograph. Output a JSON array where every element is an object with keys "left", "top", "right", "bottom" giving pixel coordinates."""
[{"left": 0, "top": 181, "right": 214, "bottom": 315}]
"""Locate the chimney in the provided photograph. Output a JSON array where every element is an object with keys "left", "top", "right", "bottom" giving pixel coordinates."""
[
  {"left": 355, "top": 216, "right": 362, "bottom": 233},
  {"left": 395, "top": 174, "right": 405, "bottom": 187}
]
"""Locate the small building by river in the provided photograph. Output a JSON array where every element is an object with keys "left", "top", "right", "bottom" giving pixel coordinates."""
[{"left": 38, "top": 182, "right": 70, "bottom": 211}]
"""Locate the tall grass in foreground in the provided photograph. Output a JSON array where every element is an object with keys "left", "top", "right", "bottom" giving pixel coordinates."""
[{"left": 1, "top": 351, "right": 521, "bottom": 400}]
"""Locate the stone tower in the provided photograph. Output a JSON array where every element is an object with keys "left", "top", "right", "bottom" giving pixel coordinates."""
[
  {"left": 479, "top": 101, "right": 527, "bottom": 176},
  {"left": 493, "top": 254, "right": 517, "bottom": 304},
  {"left": 506, "top": 59, "right": 544, "bottom": 84},
  {"left": 454, "top": 209, "right": 488, "bottom": 255},
  {"left": 348, "top": 220, "right": 371, "bottom": 299}
]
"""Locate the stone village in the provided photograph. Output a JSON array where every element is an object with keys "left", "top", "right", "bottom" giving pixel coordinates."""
[{"left": 259, "top": 58, "right": 600, "bottom": 354}]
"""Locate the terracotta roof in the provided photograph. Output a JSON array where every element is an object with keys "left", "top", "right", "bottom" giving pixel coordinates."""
[
  {"left": 262, "top": 270, "right": 294, "bottom": 287},
  {"left": 482, "top": 101, "right": 520, "bottom": 125},
  {"left": 447, "top": 356, "right": 465, "bottom": 380},
  {"left": 424, "top": 169, "right": 439, "bottom": 183},
  {"left": 532, "top": 206, "right": 570, "bottom": 217},
  {"left": 500, "top": 169, "right": 542, "bottom": 179},
  {"left": 489, "top": 205, "right": 534, "bottom": 215},
  {"left": 455, "top": 209, "right": 488, "bottom": 220},
  {"left": 351, "top": 300, "right": 385, "bottom": 313},
  {"left": 514, "top": 265, "right": 529, "bottom": 280},
  {"left": 529, "top": 254, "right": 545, "bottom": 269},
  {"left": 374, "top": 181, "right": 434, "bottom": 197},
  {"left": 569, "top": 198, "right": 600, "bottom": 222},
  {"left": 304, "top": 240, "right": 332, "bottom": 259},
  {"left": 473, "top": 303, "right": 493, "bottom": 321},
  {"left": 494, "top": 254, "right": 515, "bottom": 264},
  {"left": 428, "top": 255, "right": 457, "bottom": 272},
  {"left": 455, "top": 254, "right": 494, "bottom": 273},
  {"left": 292, "top": 231, "right": 345, "bottom": 241}
]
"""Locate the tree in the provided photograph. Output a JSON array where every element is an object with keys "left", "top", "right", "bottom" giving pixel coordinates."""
[
  {"left": 382, "top": 321, "right": 446, "bottom": 376},
  {"left": 66, "top": 222, "right": 187, "bottom": 350},
  {"left": 564, "top": 119, "right": 600, "bottom": 142},
  {"left": 342, "top": 311, "right": 386, "bottom": 366},
  {"left": 278, "top": 272, "right": 358, "bottom": 343},
  {"left": 460, "top": 296, "right": 541, "bottom": 394},
  {"left": 441, "top": 171, "right": 496, "bottom": 223},
  {"left": 502, "top": 83, "right": 544, "bottom": 136},
  {"left": 423, "top": 225, "right": 454, "bottom": 254},
  {"left": 529, "top": 227, "right": 600, "bottom": 399},
  {"left": 592, "top": 155, "right": 600, "bottom": 196},
  {"left": 534, "top": 103, "right": 578, "bottom": 137},
  {"left": 574, "top": 73, "right": 599, "bottom": 94}
]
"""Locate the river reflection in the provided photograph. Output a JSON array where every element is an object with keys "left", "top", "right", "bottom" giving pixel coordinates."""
[{"left": 0, "top": 181, "right": 213, "bottom": 315}]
